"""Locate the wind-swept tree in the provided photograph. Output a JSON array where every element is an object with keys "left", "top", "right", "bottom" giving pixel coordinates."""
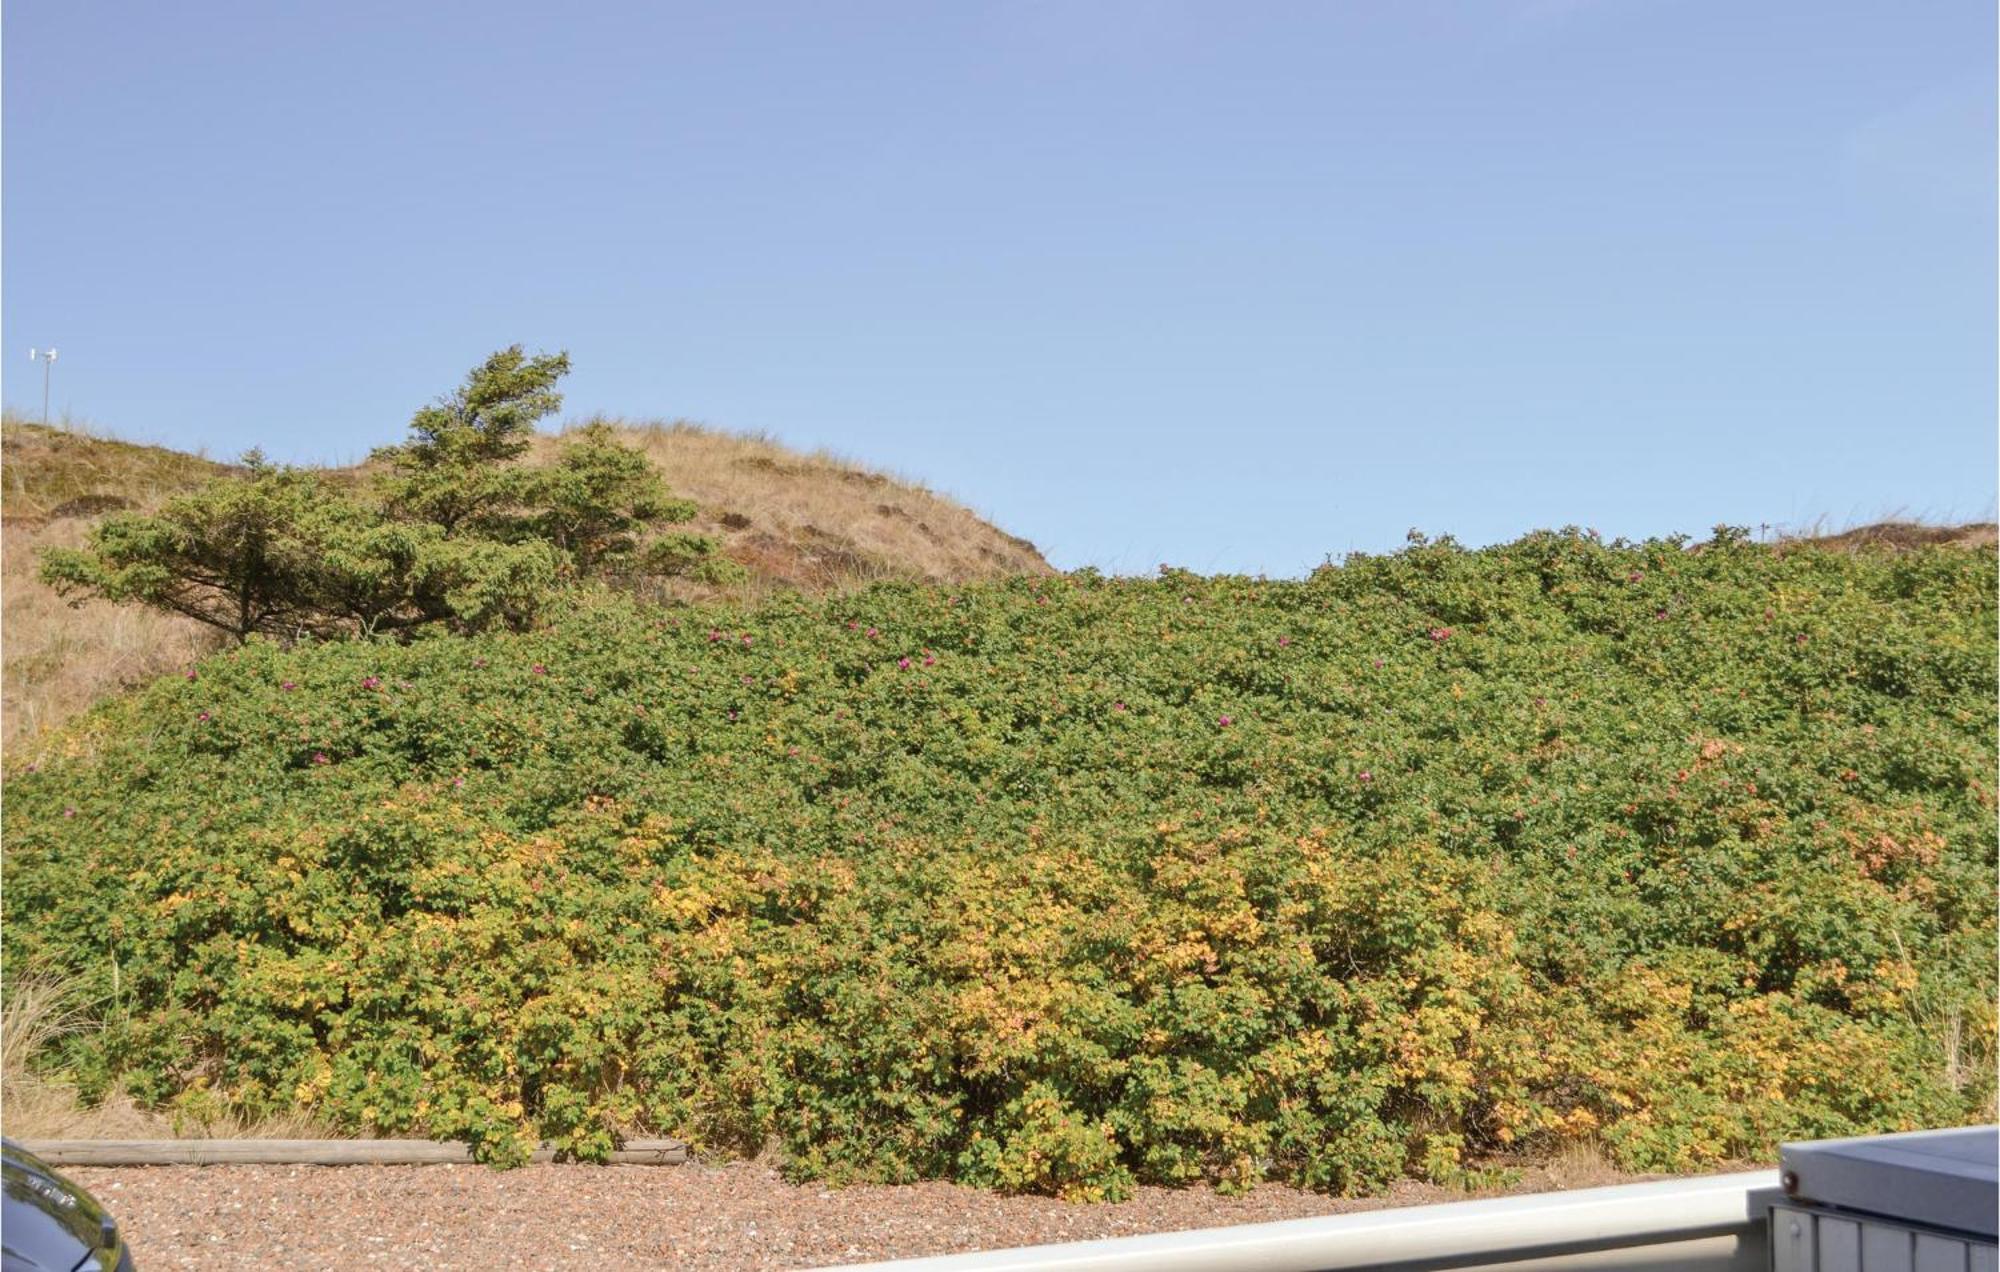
[{"left": 42, "top": 347, "right": 728, "bottom": 641}]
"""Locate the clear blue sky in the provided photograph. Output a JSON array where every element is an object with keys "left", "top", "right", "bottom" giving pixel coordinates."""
[{"left": 5, "top": 2, "right": 1993, "bottom": 575}]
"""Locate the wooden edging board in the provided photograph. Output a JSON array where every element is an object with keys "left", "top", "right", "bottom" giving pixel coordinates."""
[{"left": 17, "top": 1138, "right": 688, "bottom": 1167}]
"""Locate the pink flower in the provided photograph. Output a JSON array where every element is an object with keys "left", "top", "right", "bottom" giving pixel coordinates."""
[
  {"left": 1428, "top": 627, "right": 1453, "bottom": 642},
  {"left": 281, "top": 681, "right": 297, "bottom": 692},
  {"left": 531, "top": 664, "right": 548, "bottom": 676},
  {"left": 1358, "top": 771, "right": 1372, "bottom": 783},
  {"left": 922, "top": 654, "right": 936, "bottom": 667},
  {"left": 866, "top": 627, "right": 878, "bottom": 639},
  {"left": 708, "top": 629, "right": 723, "bottom": 642},
  {"left": 1113, "top": 702, "right": 1127, "bottom": 713},
  {"left": 197, "top": 711, "right": 211, "bottom": 722},
  {"left": 740, "top": 634, "right": 753, "bottom": 646},
  {"left": 312, "top": 752, "right": 330, "bottom": 765},
  {"left": 1218, "top": 715, "right": 1233, "bottom": 728},
  {"left": 63, "top": 807, "right": 76, "bottom": 818},
  {"left": 848, "top": 621, "right": 859, "bottom": 630},
  {"left": 1655, "top": 609, "right": 1668, "bottom": 620},
  {"left": 184, "top": 671, "right": 198, "bottom": 682},
  {"left": 1628, "top": 571, "right": 1644, "bottom": 582},
  {"left": 1371, "top": 659, "right": 1383, "bottom": 669},
  {"left": 1277, "top": 636, "right": 1291, "bottom": 647},
  {"left": 897, "top": 657, "right": 912, "bottom": 670},
  {"left": 452, "top": 776, "right": 464, "bottom": 788},
  {"left": 361, "top": 676, "right": 381, "bottom": 689},
  {"left": 473, "top": 658, "right": 488, "bottom": 669}
]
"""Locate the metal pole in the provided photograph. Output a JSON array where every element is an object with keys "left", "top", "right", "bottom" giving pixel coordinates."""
[
  {"left": 837, "top": 1170, "right": 1782, "bottom": 1272},
  {"left": 42, "top": 354, "right": 51, "bottom": 426}
]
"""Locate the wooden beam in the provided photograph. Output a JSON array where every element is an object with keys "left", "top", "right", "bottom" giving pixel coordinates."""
[{"left": 18, "top": 1138, "right": 688, "bottom": 1167}]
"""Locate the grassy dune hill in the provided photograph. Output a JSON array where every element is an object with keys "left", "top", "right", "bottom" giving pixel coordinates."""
[
  {"left": 563, "top": 421, "right": 1051, "bottom": 592},
  {"left": 1, "top": 416, "right": 1050, "bottom": 747}
]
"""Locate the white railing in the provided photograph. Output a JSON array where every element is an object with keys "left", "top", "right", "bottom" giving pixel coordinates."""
[{"left": 835, "top": 1169, "right": 1782, "bottom": 1272}]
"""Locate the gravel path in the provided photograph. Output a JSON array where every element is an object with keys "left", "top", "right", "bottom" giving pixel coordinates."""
[{"left": 67, "top": 1160, "right": 1614, "bottom": 1270}]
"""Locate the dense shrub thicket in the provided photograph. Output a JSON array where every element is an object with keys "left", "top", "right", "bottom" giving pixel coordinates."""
[{"left": 5, "top": 529, "right": 1994, "bottom": 1197}]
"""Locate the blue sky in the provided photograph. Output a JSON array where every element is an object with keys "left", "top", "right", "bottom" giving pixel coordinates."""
[{"left": 5, "top": 1, "right": 1993, "bottom": 575}]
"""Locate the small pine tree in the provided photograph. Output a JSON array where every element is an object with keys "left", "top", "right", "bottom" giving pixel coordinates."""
[{"left": 42, "top": 348, "right": 726, "bottom": 642}]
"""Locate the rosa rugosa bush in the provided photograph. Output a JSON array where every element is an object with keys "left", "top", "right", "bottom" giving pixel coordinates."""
[{"left": 5, "top": 528, "right": 1993, "bottom": 1194}]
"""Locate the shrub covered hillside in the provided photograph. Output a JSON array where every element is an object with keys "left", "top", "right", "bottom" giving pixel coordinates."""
[{"left": 5, "top": 530, "right": 1994, "bottom": 1198}]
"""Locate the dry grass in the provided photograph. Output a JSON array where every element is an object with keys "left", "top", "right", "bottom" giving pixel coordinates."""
[
  {"left": 2, "top": 418, "right": 229, "bottom": 754},
  {"left": 1, "top": 975, "right": 337, "bottom": 1140},
  {"left": 1771, "top": 516, "right": 1998, "bottom": 554},
  {"left": 550, "top": 419, "right": 1052, "bottom": 596},
  {"left": 2, "top": 415, "right": 228, "bottom": 521}
]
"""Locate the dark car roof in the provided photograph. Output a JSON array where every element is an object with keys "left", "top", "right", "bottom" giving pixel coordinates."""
[{"left": 3, "top": 1138, "right": 116, "bottom": 1271}]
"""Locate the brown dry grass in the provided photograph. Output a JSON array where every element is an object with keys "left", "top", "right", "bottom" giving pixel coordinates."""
[
  {"left": 546, "top": 419, "right": 1052, "bottom": 597},
  {"left": 3, "top": 419, "right": 230, "bottom": 754},
  {"left": 1775, "top": 517, "right": 1998, "bottom": 553}
]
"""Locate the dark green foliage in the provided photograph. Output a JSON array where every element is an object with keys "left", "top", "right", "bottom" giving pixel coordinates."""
[
  {"left": 40, "top": 350, "right": 723, "bottom": 640},
  {"left": 6, "top": 530, "right": 1994, "bottom": 1194},
  {"left": 373, "top": 345, "right": 571, "bottom": 533},
  {"left": 39, "top": 459, "right": 350, "bottom": 640},
  {"left": 527, "top": 422, "right": 697, "bottom": 573}
]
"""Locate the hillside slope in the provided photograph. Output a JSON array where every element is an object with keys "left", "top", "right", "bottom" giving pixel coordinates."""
[
  {"left": 1, "top": 418, "right": 1050, "bottom": 746},
  {"left": 2, "top": 423, "right": 233, "bottom": 745},
  {"left": 6, "top": 531, "right": 1993, "bottom": 1194}
]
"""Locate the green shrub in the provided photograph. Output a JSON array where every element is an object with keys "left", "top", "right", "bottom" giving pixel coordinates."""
[{"left": 5, "top": 529, "right": 1993, "bottom": 1192}]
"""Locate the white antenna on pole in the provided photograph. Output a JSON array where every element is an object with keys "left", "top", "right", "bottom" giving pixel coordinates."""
[{"left": 27, "top": 347, "right": 59, "bottom": 428}]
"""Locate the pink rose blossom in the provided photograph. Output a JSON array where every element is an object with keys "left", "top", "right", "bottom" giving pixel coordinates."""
[
  {"left": 1358, "top": 771, "right": 1373, "bottom": 783},
  {"left": 897, "top": 657, "right": 912, "bottom": 670}
]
